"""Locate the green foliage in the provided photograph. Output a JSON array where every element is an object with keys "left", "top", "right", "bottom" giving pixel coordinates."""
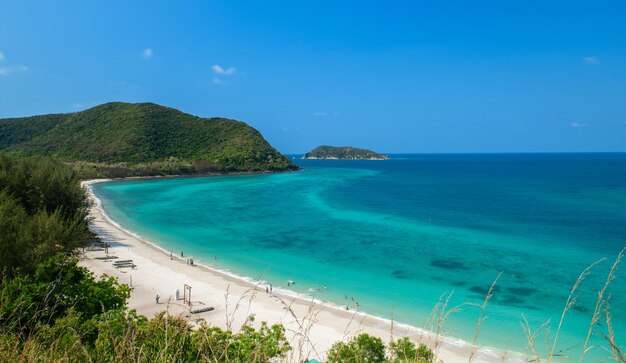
[
  {"left": 0, "top": 255, "right": 130, "bottom": 340},
  {"left": 0, "top": 154, "right": 90, "bottom": 277},
  {"left": 92, "top": 311, "right": 290, "bottom": 362},
  {"left": 388, "top": 337, "right": 435, "bottom": 363},
  {"left": 327, "top": 333, "right": 387, "bottom": 363},
  {"left": 0, "top": 102, "right": 298, "bottom": 177},
  {"left": 0, "top": 154, "right": 88, "bottom": 218},
  {"left": 92, "top": 309, "right": 148, "bottom": 361},
  {"left": 327, "top": 334, "right": 436, "bottom": 363},
  {"left": 303, "top": 145, "right": 389, "bottom": 160},
  {"left": 0, "top": 114, "right": 65, "bottom": 150},
  {"left": 194, "top": 321, "right": 291, "bottom": 362}
]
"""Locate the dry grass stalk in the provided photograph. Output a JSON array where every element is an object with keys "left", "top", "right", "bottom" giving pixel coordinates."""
[
  {"left": 469, "top": 272, "right": 502, "bottom": 363},
  {"left": 547, "top": 258, "right": 604, "bottom": 363},
  {"left": 579, "top": 248, "right": 624, "bottom": 362},
  {"left": 520, "top": 314, "right": 551, "bottom": 362},
  {"left": 272, "top": 294, "right": 322, "bottom": 362},
  {"left": 427, "top": 290, "right": 462, "bottom": 360},
  {"left": 602, "top": 296, "right": 625, "bottom": 363}
]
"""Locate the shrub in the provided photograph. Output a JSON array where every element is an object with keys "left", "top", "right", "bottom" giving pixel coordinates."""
[
  {"left": 327, "top": 333, "right": 387, "bottom": 363},
  {"left": 388, "top": 337, "right": 434, "bottom": 363}
]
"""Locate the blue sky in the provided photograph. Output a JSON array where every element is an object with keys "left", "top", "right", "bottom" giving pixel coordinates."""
[{"left": 1, "top": 1, "right": 625, "bottom": 153}]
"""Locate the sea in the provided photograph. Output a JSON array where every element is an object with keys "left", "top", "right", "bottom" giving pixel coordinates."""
[{"left": 91, "top": 153, "right": 626, "bottom": 361}]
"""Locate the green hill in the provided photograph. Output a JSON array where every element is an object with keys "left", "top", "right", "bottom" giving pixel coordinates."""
[
  {"left": 0, "top": 102, "right": 298, "bottom": 178},
  {"left": 303, "top": 145, "right": 390, "bottom": 160}
]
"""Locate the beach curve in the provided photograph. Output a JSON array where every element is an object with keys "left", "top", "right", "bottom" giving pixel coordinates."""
[{"left": 80, "top": 178, "right": 524, "bottom": 363}]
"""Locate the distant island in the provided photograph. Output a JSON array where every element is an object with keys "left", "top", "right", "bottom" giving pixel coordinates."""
[
  {"left": 302, "top": 145, "right": 390, "bottom": 160},
  {"left": 0, "top": 102, "right": 299, "bottom": 178}
]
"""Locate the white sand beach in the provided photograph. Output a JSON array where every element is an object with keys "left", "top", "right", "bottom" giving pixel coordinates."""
[{"left": 79, "top": 179, "right": 523, "bottom": 363}]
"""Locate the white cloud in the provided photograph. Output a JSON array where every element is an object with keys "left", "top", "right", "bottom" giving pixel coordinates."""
[
  {"left": 212, "top": 77, "right": 226, "bottom": 85},
  {"left": 0, "top": 65, "right": 28, "bottom": 76},
  {"left": 142, "top": 48, "right": 153, "bottom": 59},
  {"left": 211, "top": 64, "right": 237, "bottom": 75},
  {"left": 0, "top": 52, "right": 28, "bottom": 76},
  {"left": 582, "top": 56, "right": 600, "bottom": 65},
  {"left": 571, "top": 122, "right": 589, "bottom": 129}
]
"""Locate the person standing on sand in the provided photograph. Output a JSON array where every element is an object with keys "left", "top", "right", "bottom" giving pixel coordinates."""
[
  {"left": 181, "top": 251, "right": 184, "bottom": 257},
  {"left": 155, "top": 294, "right": 160, "bottom": 304}
]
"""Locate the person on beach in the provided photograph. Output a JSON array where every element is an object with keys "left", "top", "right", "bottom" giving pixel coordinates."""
[
  {"left": 155, "top": 294, "right": 160, "bottom": 304},
  {"left": 190, "top": 258, "right": 194, "bottom": 266},
  {"left": 265, "top": 286, "right": 269, "bottom": 293},
  {"left": 181, "top": 251, "right": 184, "bottom": 257},
  {"left": 287, "top": 281, "right": 290, "bottom": 287},
  {"left": 170, "top": 251, "right": 173, "bottom": 260},
  {"left": 269, "top": 283, "right": 273, "bottom": 293}
]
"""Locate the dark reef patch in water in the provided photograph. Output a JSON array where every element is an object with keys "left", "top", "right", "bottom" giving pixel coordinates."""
[
  {"left": 507, "top": 286, "right": 538, "bottom": 295},
  {"left": 499, "top": 294, "right": 526, "bottom": 306},
  {"left": 430, "top": 258, "right": 469, "bottom": 270},
  {"left": 469, "top": 285, "right": 502, "bottom": 296},
  {"left": 392, "top": 269, "right": 413, "bottom": 280}
]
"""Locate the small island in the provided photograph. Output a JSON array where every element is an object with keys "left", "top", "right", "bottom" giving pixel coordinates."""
[{"left": 302, "top": 145, "right": 390, "bottom": 160}]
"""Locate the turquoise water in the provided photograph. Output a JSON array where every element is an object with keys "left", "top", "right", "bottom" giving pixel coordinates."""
[{"left": 92, "top": 153, "right": 626, "bottom": 361}]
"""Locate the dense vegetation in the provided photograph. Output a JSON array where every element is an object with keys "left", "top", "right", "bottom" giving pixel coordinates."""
[
  {"left": 0, "top": 154, "right": 91, "bottom": 277},
  {"left": 327, "top": 335, "right": 434, "bottom": 363},
  {"left": 303, "top": 145, "right": 390, "bottom": 160},
  {"left": 0, "top": 153, "right": 434, "bottom": 362},
  {"left": 0, "top": 102, "right": 298, "bottom": 178}
]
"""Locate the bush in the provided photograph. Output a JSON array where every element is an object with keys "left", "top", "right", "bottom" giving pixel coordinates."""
[
  {"left": 0, "top": 254, "right": 130, "bottom": 340},
  {"left": 327, "top": 333, "right": 387, "bottom": 363},
  {"left": 388, "top": 337, "right": 434, "bottom": 363},
  {"left": 194, "top": 321, "right": 291, "bottom": 362}
]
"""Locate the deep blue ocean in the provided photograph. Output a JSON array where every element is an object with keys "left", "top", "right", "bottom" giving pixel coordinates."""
[{"left": 92, "top": 153, "right": 626, "bottom": 361}]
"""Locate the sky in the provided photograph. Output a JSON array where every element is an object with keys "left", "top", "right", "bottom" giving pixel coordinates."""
[{"left": 1, "top": 1, "right": 625, "bottom": 153}]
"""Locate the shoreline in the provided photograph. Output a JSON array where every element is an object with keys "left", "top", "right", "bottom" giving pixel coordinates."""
[{"left": 80, "top": 178, "right": 524, "bottom": 363}]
